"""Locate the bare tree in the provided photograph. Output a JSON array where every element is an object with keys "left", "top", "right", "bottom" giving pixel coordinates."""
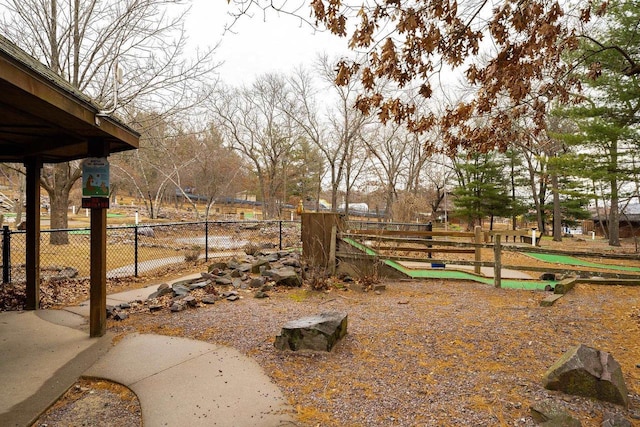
[
  {"left": 1, "top": 0, "right": 217, "bottom": 242},
  {"left": 364, "top": 122, "right": 410, "bottom": 221},
  {"left": 286, "top": 61, "right": 371, "bottom": 213},
  {"left": 212, "top": 75, "right": 296, "bottom": 219}
]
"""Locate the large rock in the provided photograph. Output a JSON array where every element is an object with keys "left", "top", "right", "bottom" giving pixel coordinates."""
[
  {"left": 271, "top": 267, "right": 302, "bottom": 287},
  {"left": 530, "top": 401, "right": 582, "bottom": 426},
  {"left": 274, "top": 312, "right": 348, "bottom": 352},
  {"left": 542, "top": 344, "right": 629, "bottom": 407},
  {"left": 137, "top": 226, "right": 155, "bottom": 237}
]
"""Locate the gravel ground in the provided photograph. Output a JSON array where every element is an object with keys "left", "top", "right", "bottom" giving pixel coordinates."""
[
  {"left": 33, "top": 379, "right": 141, "bottom": 427},
  {"left": 96, "top": 278, "right": 640, "bottom": 427}
]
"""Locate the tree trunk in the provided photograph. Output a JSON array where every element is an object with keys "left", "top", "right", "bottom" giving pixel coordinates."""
[
  {"left": 608, "top": 143, "right": 620, "bottom": 246},
  {"left": 49, "top": 185, "right": 70, "bottom": 245},
  {"left": 552, "top": 172, "right": 562, "bottom": 242},
  {"left": 609, "top": 178, "right": 620, "bottom": 246},
  {"left": 42, "top": 163, "right": 82, "bottom": 245},
  {"left": 15, "top": 174, "right": 25, "bottom": 226}
]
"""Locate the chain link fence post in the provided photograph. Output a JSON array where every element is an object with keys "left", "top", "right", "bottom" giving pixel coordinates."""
[
  {"left": 134, "top": 224, "right": 139, "bottom": 277},
  {"left": 2, "top": 225, "right": 10, "bottom": 284},
  {"left": 205, "top": 220, "right": 209, "bottom": 262},
  {"left": 279, "top": 220, "right": 283, "bottom": 250}
]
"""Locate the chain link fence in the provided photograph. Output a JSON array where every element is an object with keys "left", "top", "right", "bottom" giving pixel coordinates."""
[{"left": 1, "top": 221, "right": 301, "bottom": 284}]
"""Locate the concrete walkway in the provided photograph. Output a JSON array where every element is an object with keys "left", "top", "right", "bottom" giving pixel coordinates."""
[{"left": 0, "top": 279, "right": 297, "bottom": 427}]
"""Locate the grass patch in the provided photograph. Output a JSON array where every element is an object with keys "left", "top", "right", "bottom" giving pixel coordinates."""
[{"left": 287, "top": 289, "right": 312, "bottom": 302}]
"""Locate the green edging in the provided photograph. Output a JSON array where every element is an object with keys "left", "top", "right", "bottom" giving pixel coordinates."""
[
  {"left": 525, "top": 253, "right": 640, "bottom": 273},
  {"left": 341, "top": 238, "right": 555, "bottom": 290}
]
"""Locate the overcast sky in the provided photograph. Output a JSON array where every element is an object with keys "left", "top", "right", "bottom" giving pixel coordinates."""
[{"left": 186, "top": 0, "right": 353, "bottom": 86}]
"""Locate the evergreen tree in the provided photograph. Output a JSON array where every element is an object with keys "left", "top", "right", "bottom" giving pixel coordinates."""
[
  {"left": 555, "top": 0, "right": 640, "bottom": 246},
  {"left": 453, "top": 152, "right": 512, "bottom": 230}
]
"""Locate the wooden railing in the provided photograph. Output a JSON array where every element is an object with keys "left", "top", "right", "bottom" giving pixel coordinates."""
[{"left": 339, "top": 225, "right": 640, "bottom": 288}]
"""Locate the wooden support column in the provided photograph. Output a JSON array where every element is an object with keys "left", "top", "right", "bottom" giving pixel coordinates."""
[
  {"left": 24, "top": 157, "right": 42, "bottom": 310},
  {"left": 89, "top": 140, "right": 109, "bottom": 337},
  {"left": 90, "top": 207, "right": 107, "bottom": 337}
]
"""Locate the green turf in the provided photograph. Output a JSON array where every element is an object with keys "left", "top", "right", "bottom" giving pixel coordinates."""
[
  {"left": 342, "top": 238, "right": 555, "bottom": 290},
  {"left": 525, "top": 253, "right": 640, "bottom": 272},
  {"left": 68, "top": 229, "right": 91, "bottom": 235},
  {"left": 107, "top": 213, "right": 127, "bottom": 218}
]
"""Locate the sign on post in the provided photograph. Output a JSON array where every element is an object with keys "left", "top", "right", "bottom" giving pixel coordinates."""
[{"left": 82, "top": 157, "right": 110, "bottom": 209}]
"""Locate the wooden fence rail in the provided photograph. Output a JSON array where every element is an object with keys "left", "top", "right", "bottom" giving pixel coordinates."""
[{"left": 339, "top": 225, "right": 640, "bottom": 287}]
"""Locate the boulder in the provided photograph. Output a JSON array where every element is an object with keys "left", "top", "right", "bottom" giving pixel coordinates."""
[
  {"left": 171, "top": 283, "right": 190, "bottom": 297},
  {"left": 274, "top": 312, "right": 348, "bottom": 352},
  {"left": 602, "top": 412, "right": 632, "bottom": 427},
  {"left": 251, "top": 258, "right": 271, "bottom": 274},
  {"left": 208, "top": 261, "right": 228, "bottom": 272},
  {"left": 147, "top": 283, "right": 173, "bottom": 299},
  {"left": 271, "top": 267, "right": 302, "bottom": 287},
  {"left": 543, "top": 344, "right": 629, "bottom": 407},
  {"left": 214, "top": 277, "right": 232, "bottom": 286},
  {"left": 249, "top": 277, "right": 266, "bottom": 288},
  {"left": 188, "top": 281, "right": 209, "bottom": 290},
  {"left": 530, "top": 401, "right": 582, "bottom": 426},
  {"left": 170, "top": 301, "right": 185, "bottom": 312},
  {"left": 137, "top": 226, "right": 155, "bottom": 237},
  {"left": 183, "top": 295, "right": 197, "bottom": 307}
]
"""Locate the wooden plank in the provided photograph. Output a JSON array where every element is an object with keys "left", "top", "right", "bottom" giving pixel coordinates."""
[
  {"left": 329, "top": 224, "right": 337, "bottom": 276},
  {"left": 554, "top": 278, "right": 577, "bottom": 294},
  {"left": 540, "top": 294, "right": 564, "bottom": 307},
  {"left": 572, "top": 278, "right": 640, "bottom": 286},
  {"left": 345, "top": 229, "right": 475, "bottom": 238},
  {"left": 370, "top": 245, "right": 475, "bottom": 254}
]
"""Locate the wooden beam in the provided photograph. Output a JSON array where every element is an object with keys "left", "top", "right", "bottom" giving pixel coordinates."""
[
  {"left": 24, "top": 156, "right": 41, "bottom": 310},
  {"left": 89, "top": 206, "right": 107, "bottom": 337},
  {"left": 540, "top": 294, "right": 564, "bottom": 306},
  {"left": 89, "top": 139, "right": 109, "bottom": 337},
  {"left": 371, "top": 245, "right": 475, "bottom": 254}
]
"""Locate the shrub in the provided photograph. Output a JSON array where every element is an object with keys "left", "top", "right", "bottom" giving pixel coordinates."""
[{"left": 184, "top": 246, "right": 201, "bottom": 263}]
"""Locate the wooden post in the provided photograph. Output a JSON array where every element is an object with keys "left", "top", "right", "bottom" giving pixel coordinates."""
[
  {"left": 329, "top": 224, "right": 337, "bottom": 276},
  {"left": 493, "top": 233, "right": 502, "bottom": 288},
  {"left": 474, "top": 226, "right": 482, "bottom": 275},
  {"left": 88, "top": 140, "right": 109, "bottom": 337},
  {"left": 90, "top": 201, "right": 107, "bottom": 337},
  {"left": 24, "top": 157, "right": 42, "bottom": 310}
]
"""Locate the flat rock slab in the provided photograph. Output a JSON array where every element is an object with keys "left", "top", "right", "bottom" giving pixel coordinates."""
[{"left": 274, "top": 312, "right": 348, "bottom": 352}]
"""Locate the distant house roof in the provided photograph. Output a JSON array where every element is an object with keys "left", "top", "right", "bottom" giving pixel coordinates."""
[
  {"left": 0, "top": 34, "right": 139, "bottom": 163},
  {"left": 593, "top": 203, "right": 640, "bottom": 223}
]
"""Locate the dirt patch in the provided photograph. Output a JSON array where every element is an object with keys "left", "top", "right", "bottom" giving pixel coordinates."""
[
  {"left": 32, "top": 379, "right": 141, "bottom": 427},
  {"left": 23, "top": 237, "right": 640, "bottom": 425},
  {"left": 100, "top": 279, "right": 640, "bottom": 426}
]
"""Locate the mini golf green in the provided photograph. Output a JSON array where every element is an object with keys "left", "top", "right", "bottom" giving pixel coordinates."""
[
  {"left": 342, "top": 238, "right": 556, "bottom": 291},
  {"left": 525, "top": 253, "right": 640, "bottom": 273}
]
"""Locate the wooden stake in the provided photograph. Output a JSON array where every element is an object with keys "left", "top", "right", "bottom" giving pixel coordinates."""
[{"left": 493, "top": 234, "right": 501, "bottom": 288}]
